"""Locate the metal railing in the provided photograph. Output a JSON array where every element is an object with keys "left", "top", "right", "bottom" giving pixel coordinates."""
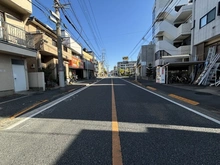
[{"left": 0, "top": 21, "right": 35, "bottom": 49}]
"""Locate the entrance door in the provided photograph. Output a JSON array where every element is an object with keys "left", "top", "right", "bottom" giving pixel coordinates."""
[{"left": 12, "top": 60, "right": 27, "bottom": 92}]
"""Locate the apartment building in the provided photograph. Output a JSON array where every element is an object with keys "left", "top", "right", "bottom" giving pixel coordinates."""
[
  {"left": 117, "top": 61, "right": 136, "bottom": 76},
  {"left": 137, "top": 44, "right": 155, "bottom": 78},
  {"left": 153, "top": 0, "right": 192, "bottom": 67},
  {"left": 0, "top": 0, "right": 37, "bottom": 96}
]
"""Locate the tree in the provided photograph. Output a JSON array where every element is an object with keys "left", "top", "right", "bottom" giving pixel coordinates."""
[
  {"left": 119, "top": 68, "right": 125, "bottom": 76},
  {"left": 146, "top": 63, "right": 153, "bottom": 78}
]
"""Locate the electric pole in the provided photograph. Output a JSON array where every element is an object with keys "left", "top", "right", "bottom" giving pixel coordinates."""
[{"left": 54, "top": 0, "right": 65, "bottom": 87}]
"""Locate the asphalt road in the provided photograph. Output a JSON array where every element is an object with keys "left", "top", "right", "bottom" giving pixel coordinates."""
[{"left": 0, "top": 78, "right": 219, "bottom": 165}]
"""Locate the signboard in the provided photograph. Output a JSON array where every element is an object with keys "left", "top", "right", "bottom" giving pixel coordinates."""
[
  {"left": 69, "top": 56, "right": 84, "bottom": 69},
  {"left": 156, "top": 66, "right": 165, "bottom": 84}
]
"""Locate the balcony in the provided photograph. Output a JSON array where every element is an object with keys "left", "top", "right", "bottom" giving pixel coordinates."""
[
  {"left": 34, "top": 33, "right": 72, "bottom": 61},
  {"left": 0, "top": 21, "right": 36, "bottom": 57},
  {"left": 1, "top": 0, "right": 32, "bottom": 16},
  {"left": 154, "top": 20, "right": 176, "bottom": 38},
  {"left": 177, "top": 45, "right": 190, "bottom": 55},
  {"left": 174, "top": 23, "right": 191, "bottom": 41},
  {"left": 155, "top": 11, "right": 169, "bottom": 22},
  {"left": 155, "top": 40, "right": 178, "bottom": 56},
  {"left": 174, "top": 4, "right": 192, "bottom": 24}
]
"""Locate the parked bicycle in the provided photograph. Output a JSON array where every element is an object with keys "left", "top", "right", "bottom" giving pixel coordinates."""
[
  {"left": 168, "top": 74, "right": 191, "bottom": 84},
  {"left": 69, "top": 75, "right": 78, "bottom": 84}
]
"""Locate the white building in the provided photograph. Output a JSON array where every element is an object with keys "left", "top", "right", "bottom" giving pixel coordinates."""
[
  {"left": 191, "top": 0, "right": 220, "bottom": 85},
  {"left": 191, "top": 0, "right": 220, "bottom": 61},
  {"left": 153, "top": 0, "right": 192, "bottom": 66},
  {"left": 117, "top": 61, "right": 136, "bottom": 76}
]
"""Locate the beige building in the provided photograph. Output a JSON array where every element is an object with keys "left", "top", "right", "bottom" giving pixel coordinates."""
[
  {"left": 25, "top": 17, "right": 73, "bottom": 86},
  {"left": 0, "top": 0, "right": 37, "bottom": 96},
  {"left": 82, "top": 50, "right": 95, "bottom": 79}
]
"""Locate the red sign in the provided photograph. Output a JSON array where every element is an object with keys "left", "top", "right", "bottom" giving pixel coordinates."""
[{"left": 69, "top": 56, "right": 84, "bottom": 69}]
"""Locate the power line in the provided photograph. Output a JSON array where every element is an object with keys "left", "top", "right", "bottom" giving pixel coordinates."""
[
  {"left": 76, "top": 0, "right": 103, "bottom": 55},
  {"left": 60, "top": 8, "right": 101, "bottom": 61},
  {"left": 128, "top": 0, "right": 178, "bottom": 59},
  {"left": 30, "top": 0, "right": 102, "bottom": 61}
]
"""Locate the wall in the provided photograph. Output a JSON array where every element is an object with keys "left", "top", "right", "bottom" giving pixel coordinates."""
[
  {"left": 194, "top": 0, "right": 220, "bottom": 45},
  {"left": 0, "top": 55, "right": 14, "bottom": 95},
  {"left": 28, "top": 72, "right": 45, "bottom": 91},
  {"left": 11, "top": 0, "right": 32, "bottom": 14},
  {"left": 83, "top": 51, "right": 93, "bottom": 61}
]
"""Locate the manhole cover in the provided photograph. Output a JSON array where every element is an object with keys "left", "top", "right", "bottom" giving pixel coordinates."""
[{"left": 195, "top": 92, "right": 212, "bottom": 95}]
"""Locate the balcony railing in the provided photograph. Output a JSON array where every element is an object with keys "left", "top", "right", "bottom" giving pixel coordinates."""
[{"left": 0, "top": 21, "right": 35, "bottom": 49}]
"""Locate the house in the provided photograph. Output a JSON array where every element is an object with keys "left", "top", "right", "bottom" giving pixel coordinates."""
[
  {"left": 25, "top": 17, "right": 73, "bottom": 86},
  {"left": 0, "top": 0, "right": 37, "bottom": 96}
]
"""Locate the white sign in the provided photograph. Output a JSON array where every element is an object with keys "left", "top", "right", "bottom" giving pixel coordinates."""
[{"left": 141, "top": 62, "right": 146, "bottom": 65}]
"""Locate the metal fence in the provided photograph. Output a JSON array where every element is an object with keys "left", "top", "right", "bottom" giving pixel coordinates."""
[{"left": 0, "top": 21, "right": 35, "bottom": 49}]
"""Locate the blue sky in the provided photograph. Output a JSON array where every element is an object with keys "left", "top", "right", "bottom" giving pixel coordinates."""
[{"left": 31, "top": 0, "right": 154, "bottom": 70}]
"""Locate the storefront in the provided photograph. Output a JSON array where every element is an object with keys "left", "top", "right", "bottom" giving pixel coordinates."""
[{"left": 69, "top": 56, "right": 84, "bottom": 80}]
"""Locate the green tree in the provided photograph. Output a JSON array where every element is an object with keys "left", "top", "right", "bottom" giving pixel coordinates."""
[{"left": 119, "top": 68, "right": 125, "bottom": 76}]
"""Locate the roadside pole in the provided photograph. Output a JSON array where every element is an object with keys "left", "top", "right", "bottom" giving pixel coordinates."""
[{"left": 54, "top": 0, "right": 65, "bottom": 87}]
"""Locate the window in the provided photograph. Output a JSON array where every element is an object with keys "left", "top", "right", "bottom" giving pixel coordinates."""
[
  {"left": 52, "top": 39, "right": 57, "bottom": 47},
  {"left": 63, "top": 46, "right": 67, "bottom": 52},
  {"left": 207, "top": 8, "right": 216, "bottom": 22},
  {"left": 200, "top": 16, "right": 207, "bottom": 28},
  {"left": 200, "top": 8, "right": 216, "bottom": 28}
]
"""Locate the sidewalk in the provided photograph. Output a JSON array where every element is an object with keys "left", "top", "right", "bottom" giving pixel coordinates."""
[{"left": 136, "top": 78, "right": 220, "bottom": 97}]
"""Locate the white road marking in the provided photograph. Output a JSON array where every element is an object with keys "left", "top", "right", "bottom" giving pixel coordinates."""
[
  {"left": 5, "top": 80, "right": 102, "bottom": 130},
  {"left": 123, "top": 79, "right": 220, "bottom": 125}
]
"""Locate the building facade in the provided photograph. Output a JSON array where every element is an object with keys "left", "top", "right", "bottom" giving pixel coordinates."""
[
  {"left": 117, "top": 61, "right": 136, "bottom": 76},
  {"left": 137, "top": 44, "right": 155, "bottom": 78},
  {"left": 192, "top": 0, "right": 220, "bottom": 61},
  {"left": 25, "top": 17, "right": 73, "bottom": 86},
  {"left": 153, "top": 0, "right": 192, "bottom": 66},
  {"left": 61, "top": 30, "right": 84, "bottom": 81},
  {"left": 0, "top": 0, "right": 37, "bottom": 96},
  {"left": 191, "top": 0, "right": 220, "bottom": 85},
  {"left": 82, "top": 49, "right": 95, "bottom": 79}
]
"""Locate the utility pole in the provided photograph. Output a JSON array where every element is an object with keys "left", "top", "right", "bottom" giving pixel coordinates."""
[
  {"left": 101, "top": 50, "right": 105, "bottom": 77},
  {"left": 54, "top": 0, "right": 65, "bottom": 87}
]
